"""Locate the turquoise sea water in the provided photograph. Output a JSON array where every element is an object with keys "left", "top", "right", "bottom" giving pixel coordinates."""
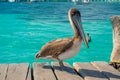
[{"left": 0, "top": 2, "right": 120, "bottom": 65}]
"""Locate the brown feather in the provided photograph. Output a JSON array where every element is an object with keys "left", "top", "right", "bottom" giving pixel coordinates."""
[{"left": 37, "top": 38, "right": 73, "bottom": 58}]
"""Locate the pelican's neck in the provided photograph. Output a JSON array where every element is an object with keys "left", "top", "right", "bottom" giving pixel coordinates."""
[{"left": 69, "top": 14, "right": 80, "bottom": 38}]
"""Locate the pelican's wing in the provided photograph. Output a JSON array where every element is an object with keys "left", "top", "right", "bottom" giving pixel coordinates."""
[{"left": 38, "top": 38, "right": 73, "bottom": 57}]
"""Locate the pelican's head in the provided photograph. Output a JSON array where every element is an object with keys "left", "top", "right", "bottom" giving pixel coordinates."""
[{"left": 69, "top": 8, "right": 89, "bottom": 48}]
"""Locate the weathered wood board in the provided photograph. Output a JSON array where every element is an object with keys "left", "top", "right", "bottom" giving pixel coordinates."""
[
  {"left": 73, "top": 62, "right": 108, "bottom": 80},
  {"left": 0, "top": 63, "right": 30, "bottom": 80},
  {"left": 52, "top": 62, "right": 83, "bottom": 80},
  {"left": 0, "top": 64, "right": 8, "bottom": 80},
  {"left": 33, "top": 62, "right": 56, "bottom": 80},
  {"left": 6, "top": 63, "right": 30, "bottom": 80},
  {"left": 92, "top": 62, "right": 120, "bottom": 80}
]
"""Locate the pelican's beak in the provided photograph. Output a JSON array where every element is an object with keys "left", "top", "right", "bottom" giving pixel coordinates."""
[{"left": 73, "top": 14, "right": 89, "bottom": 48}]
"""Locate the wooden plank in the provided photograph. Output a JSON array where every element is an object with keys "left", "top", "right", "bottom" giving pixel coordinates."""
[
  {"left": 33, "top": 62, "right": 56, "bottom": 80},
  {"left": 6, "top": 63, "right": 29, "bottom": 80},
  {"left": 52, "top": 62, "right": 83, "bottom": 80},
  {"left": 92, "top": 62, "right": 120, "bottom": 80},
  {"left": 0, "top": 64, "right": 8, "bottom": 80},
  {"left": 73, "top": 62, "right": 108, "bottom": 80}
]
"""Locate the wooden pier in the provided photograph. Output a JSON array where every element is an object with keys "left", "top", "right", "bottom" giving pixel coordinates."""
[{"left": 0, "top": 62, "right": 120, "bottom": 80}]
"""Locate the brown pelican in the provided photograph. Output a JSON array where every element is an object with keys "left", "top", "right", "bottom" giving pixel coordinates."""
[{"left": 36, "top": 8, "right": 89, "bottom": 67}]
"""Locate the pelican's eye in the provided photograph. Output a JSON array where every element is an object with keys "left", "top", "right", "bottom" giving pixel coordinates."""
[
  {"left": 72, "top": 11, "right": 80, "bottom": 16},
  {"left": 71, "top": 12, "right": 75, "bottom": 16}
]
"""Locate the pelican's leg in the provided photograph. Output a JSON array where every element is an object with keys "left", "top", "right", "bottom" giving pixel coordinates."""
[
  {"left": 59, "top": 60, "right": 64, "bottom": 67},
  {"left": 56, "top": 57, "right": 64, "bottom": 71}
]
